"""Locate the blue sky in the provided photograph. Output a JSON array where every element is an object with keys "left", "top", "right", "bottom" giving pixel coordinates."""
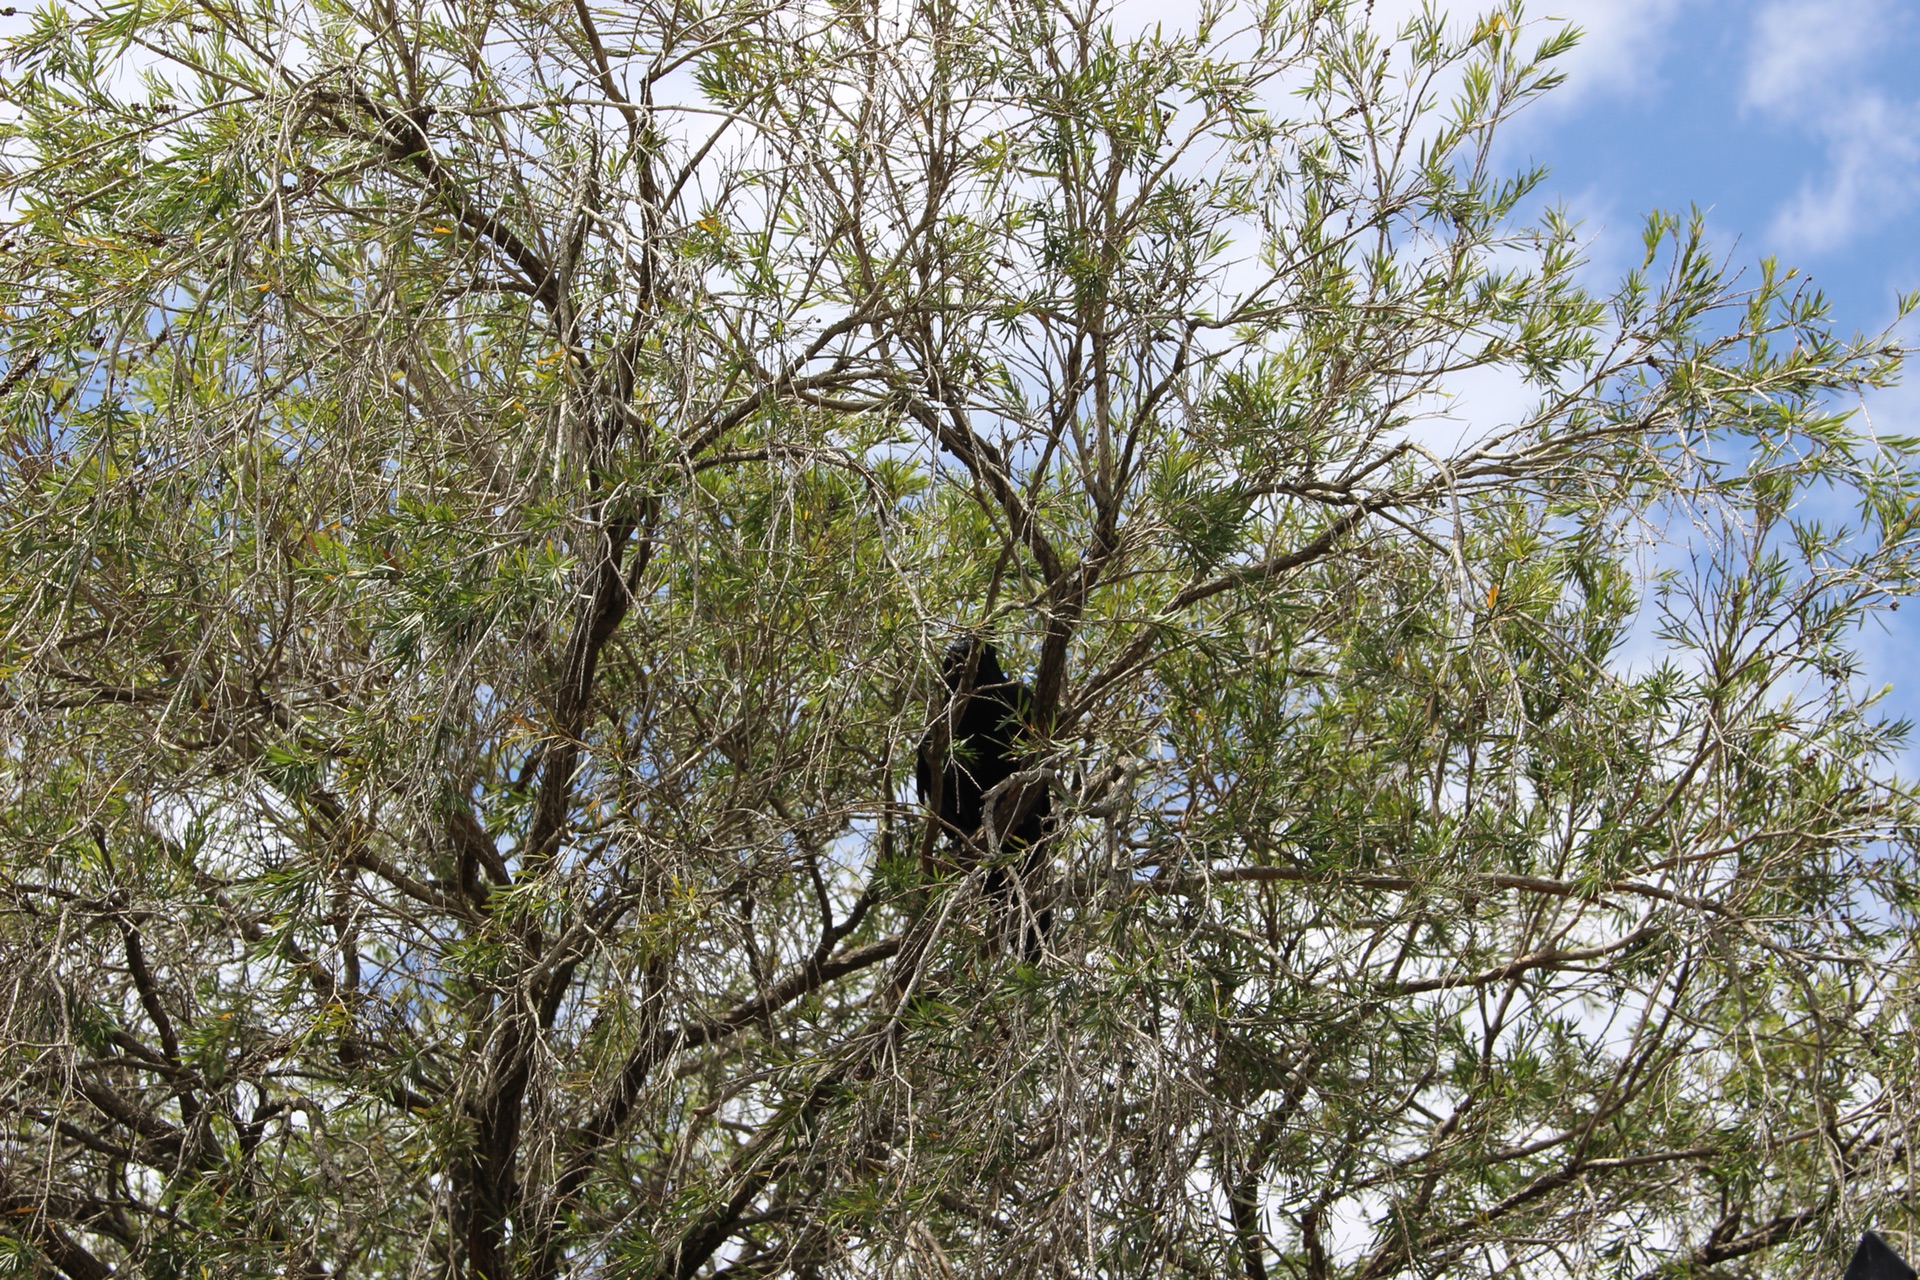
[
  {"left": 1499, "top": 0, "right": 1920, "bottom": 338},
  {"left": 1483, "top": 0, "right": 1920, "bottom": 747}
]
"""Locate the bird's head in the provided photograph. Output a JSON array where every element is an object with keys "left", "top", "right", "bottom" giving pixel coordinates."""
[{"left": 941, "top": 636, "right": 1008, "bottom": 691}]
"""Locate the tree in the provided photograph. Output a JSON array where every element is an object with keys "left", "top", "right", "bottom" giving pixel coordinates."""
[{"left": 1, "top": 0, "right": 1917, "bottom": 1274}]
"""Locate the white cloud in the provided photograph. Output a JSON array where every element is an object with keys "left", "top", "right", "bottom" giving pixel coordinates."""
[
  {"left": 1529, "top": 0, "right": 1692, "bottom": 108},
  {"left": 1741, "top": 0, "right": 1920, "bottom": 254},
  {"left": 1767, "top": 92, "right": 1920, "bottom": 253},
  {"left": 1741, "top": 0, "right": 1885, "bottom": 115},
  {"left": 1102, "top": 0, "right": 1207, "bottom": 40}
]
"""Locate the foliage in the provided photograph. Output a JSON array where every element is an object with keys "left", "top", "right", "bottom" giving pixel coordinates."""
[{"left": 0, "top": 0, "right": 1917, "bottom": 1276}]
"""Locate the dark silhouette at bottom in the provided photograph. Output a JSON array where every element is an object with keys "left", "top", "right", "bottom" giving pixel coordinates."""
[{"left": 1847, "top": 1232, "right": 1916, "bottom": 1280}]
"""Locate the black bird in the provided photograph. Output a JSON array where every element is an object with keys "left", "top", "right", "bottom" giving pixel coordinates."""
[
  {"left": 1846, "top": 1233, "right": 1916, "bottom": 1280},
  {"left": 915, "top": 637, "right": 1052, "bottom": 955}
]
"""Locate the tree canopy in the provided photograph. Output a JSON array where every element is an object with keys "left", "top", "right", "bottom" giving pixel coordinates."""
[{"left": 2, "top": 0, "right": 1918, "bottom": 1276}]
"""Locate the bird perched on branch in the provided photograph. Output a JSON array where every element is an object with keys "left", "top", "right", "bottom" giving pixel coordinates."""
[{"left": 915, "top": 637, "right": 1052, "bottom": 957}]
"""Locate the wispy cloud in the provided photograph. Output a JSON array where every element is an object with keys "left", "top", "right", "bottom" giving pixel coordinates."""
[
  {"left": 1741, "top": 0, "right": 1885, "bottom": 114},
  {"left": 1532, "top": 0, "right": 1691, "bottom": 108},
  {"left": 1743, "top": 0, "right": 1920, "bottom": 253},
  {"left": 1767, "top": 94, "right": 1920, "bottom": 254}
]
